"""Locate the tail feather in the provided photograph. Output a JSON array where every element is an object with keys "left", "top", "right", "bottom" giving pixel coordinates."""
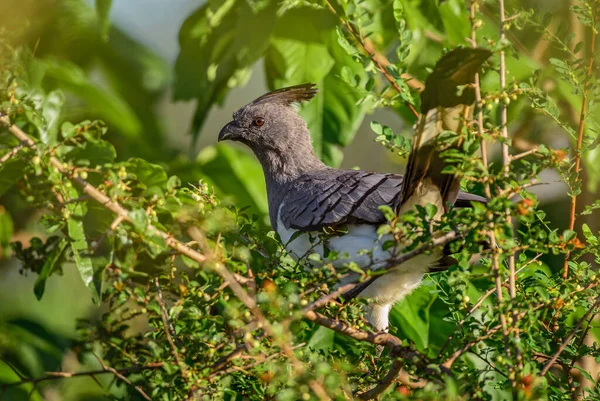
[{"left": 399, "top": 48, "right": 491, "bottom": 215}]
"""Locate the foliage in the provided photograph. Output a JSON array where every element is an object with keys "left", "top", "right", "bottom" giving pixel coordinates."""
[{"left": 1, "top": 0, "right": 600, "bottom": 400}]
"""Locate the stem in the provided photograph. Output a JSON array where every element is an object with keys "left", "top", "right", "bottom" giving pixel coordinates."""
[
  {"left": 498, "top": 0, "right": 517, "bottom": 304},
  {"left": 563, "top": 7, "right": 597, "bottom": 280},
  {"left": 470, "top": 0, "right": 492, "bottom": 200},
  {"left": 0, "top": 363, "right": 163, "bottom": 390},
  {"left": 540, "top": 295, "right": 600, "bottom": 376},
  {"left": 0, "top": 140, "right": 28, "bottom": 165},
  {"left": 155, "top": 278, "right": 191, "bottom": 384},
  {"left": 356, "top": 359, "right": 404, "bottom": 400}
]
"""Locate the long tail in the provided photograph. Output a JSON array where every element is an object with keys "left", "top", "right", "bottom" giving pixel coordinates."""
[{"left": 398, "top": 48, "right": 491, "bottom": 215}]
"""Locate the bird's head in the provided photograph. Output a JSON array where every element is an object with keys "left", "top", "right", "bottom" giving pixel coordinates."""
[{"left": 218, "top": 83, "right": 317, "bottom": 151}]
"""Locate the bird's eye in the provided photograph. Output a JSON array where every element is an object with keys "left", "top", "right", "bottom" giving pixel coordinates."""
[{"left": 253, "top": 117, "right": 265, "bottom": 127}]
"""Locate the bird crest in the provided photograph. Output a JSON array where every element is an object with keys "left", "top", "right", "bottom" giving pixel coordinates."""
[{"left": 252, "top": 83, "right": 318, "bottom": 106}]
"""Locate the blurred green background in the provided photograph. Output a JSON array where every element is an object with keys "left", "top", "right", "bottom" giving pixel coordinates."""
[{"left": 0, "top": 0, "right": 596, "bottom": 399}]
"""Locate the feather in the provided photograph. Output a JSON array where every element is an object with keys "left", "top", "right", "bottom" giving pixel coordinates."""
[
  {"left": 399, "top": 48, "right": 491, "bottom": 214},
  {"left": 252, "top": 83, "right": 318, "bottom": 106}
]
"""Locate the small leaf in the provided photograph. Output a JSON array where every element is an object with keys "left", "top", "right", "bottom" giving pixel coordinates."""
[
  {"left": 308, "top": 326, "right": 335, "bottom": 352},
  {"left": 378, "top": 205, "right": 395, "bottom": 222},
  {"left": 34, "top": 238, "right": 68, "bottom": 300},
  {"left": 425, "top": 203, "right": 438, "bottom": 219},
  {"left": 389, "top": 285, "right": 436, "bottom": 350},
  {"left": 127, "top": 158, "right": 168, "bottom": 196},
  {"left": 68, "top": 213, "right": 98, "bottom": 303},
  {"left": 129, "top": 209, "right": 150, "bottom": 232},
  {"left": 562, "top": 229, "right": 577, "bottom": 242},
  {"left": 65, "top": 187, "right": 99, "bottom": 303},
  {"left": 39, "top": 90, "right": 65, "bottom": 146},
  {"left": 0, "top": 158, "right": 27, "bottom": 197}
]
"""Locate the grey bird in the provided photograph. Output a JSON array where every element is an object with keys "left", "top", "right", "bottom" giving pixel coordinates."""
[{"left": 218, "top": 48, "right": 491, "bottom": 332}]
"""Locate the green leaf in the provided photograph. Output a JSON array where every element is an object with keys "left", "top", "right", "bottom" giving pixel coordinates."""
[
  {"left": 264, "top": 9, "right": 369, "bottom": 166},
  {"left": 129, "top": 208, "right": 150, "bottom": 232},
  {"left": 174, "top": 0, "right": 277, "bottom": 143},
  {"left": 63, "top": 140, "right": 116, "bottom": 167},
  {"left": 438, "top": 0, "right": 470, "bottom": 45},
  {"left": 34, "top": 238, "right": 68, "bottom": 300},
  {"left": 65, "top": 187, "right": 100, "bottom": 303},
  {"left": 378, "top": 205, "right": 395, "bottom": 221},
  {"left": 39, "top": 90, "right": 65, "bottom": 146},
  {"left": 127, "top": 158, "right": 169, "bottom": 196},
  {"left": 389, "top": 285, "right": 436, "bottom": 350},
  {"left": 0, "top": 206, "right": 13, "bottom": 251},
  {"left": 41, "top": 58, "right": 142, "bottom": 141},
  {"left": 562, "top": 229, "right": 577, "bottom": 242},
  {"left": 0, "top": 158, "right": 27, "bottom": 197},
  {"left": 95, "top": 0, "right": 113, "bottom": 41},
  {"left": 308, "top": 326, "right": 335, "bottom": 352},
  {"left": 197, "top": 145, "right": 268, "bottom": 215}
]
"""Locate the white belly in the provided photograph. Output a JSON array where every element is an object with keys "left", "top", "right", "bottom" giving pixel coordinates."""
[{"left": 276, "top": 204, "right": 437, "bottom": 323}]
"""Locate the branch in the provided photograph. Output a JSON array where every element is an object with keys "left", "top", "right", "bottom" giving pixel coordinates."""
[
  {"left": 154, "top": 278, "right": 191, "bottom": 384},
  {"left": 509, "top": 147, "right": 540, "bottom": 162},
  {"left": 441, "top": 303, "right": 546, "bottom": 369},
  {"left": 0, "top": 118, "right": 208, "bottom": 266},
  {"left": 470, "top": 0, "right": 490, "bottom": 181},
  {"left": 0, "top": 139, "right": 28, "bottom": 165},
  {"left": 304, "top": 309, "right": 401, "bottom": 348},
  {"left": 563, "top": 6, "right": 597, "bottom": 280},
  {"left": 540, "top": 295, "right": 600, "bottom": 377},
  {"left": 378, "top": 230, "right": 461, "bottom": 271},
  {"left": 0, "top": 363, "right": 163, "bottom": 390},
  {"left": 437, "top": 254, "right": 542, "bottom": 357},
  {"left": 498, "top": 0, "right": 518, "bottom": 316},
  {"left": 93, "top": 354, "right": 153, "bottom": 401},
  {"left": 356, "top": 359, "right": 404, "bottom": 400},
  {"left": 304, "top": 309, "right": 442, "bottom": 399}
]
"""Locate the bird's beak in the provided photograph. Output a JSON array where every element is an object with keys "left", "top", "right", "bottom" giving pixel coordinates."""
[{"left": 218, "top": 121, "right": 243, "bottom": 142}]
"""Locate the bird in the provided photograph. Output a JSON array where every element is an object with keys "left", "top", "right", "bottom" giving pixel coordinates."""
[{"left": 218, "top": 48, "right": 492, "bottom": 332}]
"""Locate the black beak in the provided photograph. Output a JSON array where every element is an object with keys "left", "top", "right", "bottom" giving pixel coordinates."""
[{"left": 218, "top": 121, "right": 243, "bottom": 142}]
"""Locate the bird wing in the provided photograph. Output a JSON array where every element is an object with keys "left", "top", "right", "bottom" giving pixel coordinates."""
[
  {"left": 280, "top": 170, "right": 403, "bottom": 231},
  {"left": 279, "top": 169, "right": 485, "bottom": 231}
]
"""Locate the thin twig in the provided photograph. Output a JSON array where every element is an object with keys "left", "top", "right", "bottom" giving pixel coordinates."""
[
  {"left": 470, "top": 0, "right": 490, "bottom": 187},
  {"left": 498, "top": 0, "right": 523, "bottom": 381},
  {"left": 356, "top": 359, "right": 404, "bottom": 400},
  {"left": 442, "top": 303, "right": 546, "bottom": 369},
  {"left": 540, "top": 295, "right": 600, "bottom": 376},
  {"left": 509, "top": 147, "right": 540, "bottom": 161},
  {"left": 93, "top": 354, "right": 153, "bottom": 401},
  {"left": 498, "top": 0, "right": 517, "bottom": 301},
  {"left": 212, "top": 343, "right": 306, "bottom": 378},
  {"left": 438, "top": 254, "right": 542, "bottom": 357},
  {"left": 92, "top": 215, "right": 126, "bottom": 252},
  {"left": 210, "top": 332, "right": 266, "bottom": 374},
  {"left": 0, "top": 140, "right": 28, "bottom": 165},
  {"left": 155, "top": 278, "right": 191, "bottom": 386},
  {"left": 0, "top": 363, "right": 163, "bottom": 389},
  {"left": 563, "top": 5, "right": 597, "bottom": 280}
]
